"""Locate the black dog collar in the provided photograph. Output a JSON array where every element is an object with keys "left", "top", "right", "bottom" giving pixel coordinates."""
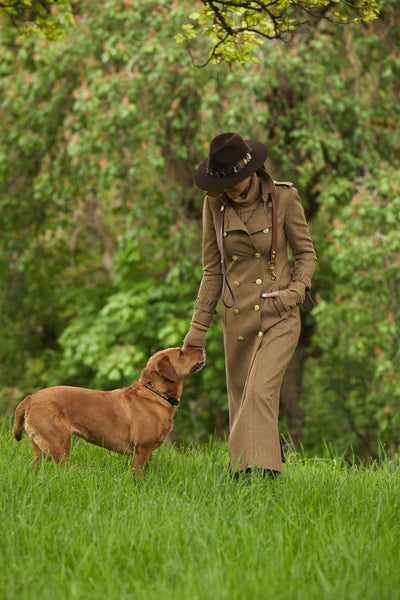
[{"left": 144, "top": 384, "right": 180, "bottom": 408}]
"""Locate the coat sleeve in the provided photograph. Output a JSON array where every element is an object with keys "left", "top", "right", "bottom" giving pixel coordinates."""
[
  {"left": 183, "top": 196, "right": 223, "bottom": 347},
  {"left": 284, "top": 187, "right": 317, "bottom": 300}
]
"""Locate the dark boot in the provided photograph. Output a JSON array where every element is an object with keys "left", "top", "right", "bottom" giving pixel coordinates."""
[
  {"left": 252, "top": 468, "right": 281, "bottom": 480},
  {"left": 232, "top": 467, "right": 280, "bottom": 484},
  {"left": 231, "top": 467, "right": 252, "bottom": 484},
  {"left": 263, "top": 469, "right": 281, "bottom": 480}
]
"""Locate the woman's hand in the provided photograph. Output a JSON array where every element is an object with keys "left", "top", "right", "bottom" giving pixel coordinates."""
[
  {"left": 182, "top": 344, "right": 207, "bottom": 365},
  {"left": 262, "top": 289, "right": 302, "bottom": 311},
  {"left": 279, "top": 289, "right": 299, "bottom": 310}
]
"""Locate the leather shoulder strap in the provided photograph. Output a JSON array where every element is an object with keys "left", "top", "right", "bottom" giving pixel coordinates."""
[
  {"left": 268, "top": 192, "right": 277, "bottom": 280},
  {"left": 220, "top": 207, "right": 235, "bottom": 308}
]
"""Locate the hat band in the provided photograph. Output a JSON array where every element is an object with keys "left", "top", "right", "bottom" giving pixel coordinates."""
[{"left": 206, "top": 150, "right": 253, "bottom": 178}]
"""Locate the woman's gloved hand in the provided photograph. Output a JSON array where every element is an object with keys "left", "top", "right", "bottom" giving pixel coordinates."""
[{"left": 182, "top": 343, "right": 207, "bottom": 366}]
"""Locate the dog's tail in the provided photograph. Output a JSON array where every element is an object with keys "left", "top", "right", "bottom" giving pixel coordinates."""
[{"left": 12, "top": 396, "right": 30, "bottom": 441}]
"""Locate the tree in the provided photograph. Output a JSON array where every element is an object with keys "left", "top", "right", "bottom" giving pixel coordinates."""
[
  {"left": 282, "top": 0, "right": 400, "bottom": 457},
  {"left": 0, "top": 0, "right": 239, "bottom": 436},
  {"left": 0, "top": 0, "right": 74, "bottom": 39},
  {"left": 176, "top": 0, "right": 379, "bottom": 63},
  {"left": 0, "top": 0, "right": 378, "bottom": 55},
  {"left": 1, "top": 0, "right": 399, "bottom": 457},
  {"left": 308, "top": 169, "right": 400, "bottom": 458}
]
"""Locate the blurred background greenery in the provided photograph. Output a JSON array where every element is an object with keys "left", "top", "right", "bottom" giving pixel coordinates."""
[{"left": 1, "top": 0, "right": 399, "bottom": 459}]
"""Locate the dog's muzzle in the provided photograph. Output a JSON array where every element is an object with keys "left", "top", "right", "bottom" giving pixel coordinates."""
[{"left": 190, "top": 359, "right": 205, "bottom": 374}]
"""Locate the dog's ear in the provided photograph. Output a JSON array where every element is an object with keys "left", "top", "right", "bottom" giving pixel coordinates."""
[{"left": 156, "top": 355, "right": 179, "bottom": 382}]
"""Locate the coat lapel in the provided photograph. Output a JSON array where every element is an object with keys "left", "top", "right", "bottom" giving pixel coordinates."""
[
  {"left": 224, "top": 205, "right": 248, "bottom": 233},
  {"left": 245, "top": 202, "right": 271, "bottom": 235}
]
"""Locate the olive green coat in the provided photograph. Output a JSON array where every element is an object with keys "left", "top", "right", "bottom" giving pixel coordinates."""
[{"left": 184, "top": 169, "right": 317, "bottom": 471}]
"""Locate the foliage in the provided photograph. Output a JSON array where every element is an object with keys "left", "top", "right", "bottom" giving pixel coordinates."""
[
  {"left": 177, "top": 0, "right": 379, "bottom": 64},
  {"left": 0, "top": 0, "right": 74, "bottom": 40},
  {"left": 286, "top": 2, "right": 400, "bottom": 457},
  {"left": 2, "top": 419, "right": 400, "bottom": 600},
  {"left": 305, "top": 168, "right": 400, "bottom": 457},
  {"left": 0, "top": 0, "right": 241, "bottom": 436},
  {"left": 1, "top": 0, "right": 400, "bottom": 456}
]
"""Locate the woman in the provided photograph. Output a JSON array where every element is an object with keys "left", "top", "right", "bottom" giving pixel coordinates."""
[{"left": 183, "top": 133, "right": 317, "bottom": 480}]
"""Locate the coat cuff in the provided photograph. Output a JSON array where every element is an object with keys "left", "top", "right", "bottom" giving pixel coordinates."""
[
  {"left": 293, "top": 272, "right": 312, "bottom": 290},
  {"left": 288, "top": 280, "right": 307, "bottom": 302}
]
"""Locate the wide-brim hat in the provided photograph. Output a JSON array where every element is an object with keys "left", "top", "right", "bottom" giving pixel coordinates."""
[{"left": 195, "top": 132, "right": 268, "bottom": 192}]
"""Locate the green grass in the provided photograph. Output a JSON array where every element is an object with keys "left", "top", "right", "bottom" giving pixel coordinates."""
[{"left": 1, "top": 418, "right": 399, "bottom": 600}]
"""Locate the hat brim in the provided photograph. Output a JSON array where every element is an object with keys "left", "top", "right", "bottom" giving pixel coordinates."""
[{"left": 195, "top": 140, "right": 268, "bottom": 192}]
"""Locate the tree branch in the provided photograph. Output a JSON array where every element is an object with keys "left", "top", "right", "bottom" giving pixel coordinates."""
[{"left": 194, "top": 0, "right": 379, "bottom": 62}]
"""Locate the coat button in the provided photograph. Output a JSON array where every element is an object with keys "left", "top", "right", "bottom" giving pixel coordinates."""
[
  {"left": 255, "top": 252, "right": 261, "bottom": 258},
  {"left": 263, "top": 228, "right": 270, "bottom": 233},
  {"left": 232, "top": 255, "right": 238, "bottom": 261},
  {"left": 254, "top": 305, "right": 260, "bottom": 312},
  {"left": 256, "top": 279, "right": 262, "bottom": 285},
  {"left": 238, "top": 336, "right": 244, "bottom": 342},
  {"left": 234, "top": 281, "right": 240, "bottom": 287},
  {"left": 223, "top": 232, "right": 227, "bottom": 237},
  {"left": 233, "top": 309, "right": 239, "bottom": 315},
  {"left": 220, "top": 205, "right": 225, "bottom": 212},
  {"left": 258, "top": 331, "right": 263, "bottom": 338}
]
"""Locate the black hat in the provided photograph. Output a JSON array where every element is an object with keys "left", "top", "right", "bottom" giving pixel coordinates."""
[{"left": 195, "top": 132, "right": 268, "bottom": 191}]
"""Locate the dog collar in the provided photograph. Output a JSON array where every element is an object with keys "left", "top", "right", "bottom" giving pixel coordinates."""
[{"left": 143, "top": 384, "right": 180, "bottom": 408}]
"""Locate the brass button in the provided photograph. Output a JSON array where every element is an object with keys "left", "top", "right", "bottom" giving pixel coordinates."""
[
  {"left": 258, "top": 331, "right": 263, "bottom": 338},
  {"left": 256, "top": 279, "right": 262, "bottom": 285},
  {"left": 263, "top": 228, "right": 270, "bottom": 234},
  {"left": 223, "top": 232, "right": 227, "bottom": 237},
  {"left": 255, "top": 252, "right": 261, "bottom": 258},
  {"left": 233, "top": 309, "right": 239, "bottom": 315},
  {"left": 254, "top": 305, "right": 260, "bottom": 312},
  {"left": 232, "top": 255, "right": 238, "bottom": 262},
  {"left": 238, "top": 336, "right": 244, "bottom": 342},
  {"left": 234, "top": 281, "right": 240, "bottom": 287},
  {"left": 220, "top": 205, "right": 225, "bottom": 212}
]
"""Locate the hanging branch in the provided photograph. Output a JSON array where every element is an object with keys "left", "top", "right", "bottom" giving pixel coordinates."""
[{"left": 179, "top": 0, "right": 379, "bottom": 63}]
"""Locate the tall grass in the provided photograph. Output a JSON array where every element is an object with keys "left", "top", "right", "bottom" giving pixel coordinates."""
[{"left": 1, "top": 417, "right": 399, "bottom": 600}]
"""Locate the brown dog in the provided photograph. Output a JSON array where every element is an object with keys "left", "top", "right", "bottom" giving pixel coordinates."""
[{"left": 12, "top": 347, "right": 204, "bottom": 475}]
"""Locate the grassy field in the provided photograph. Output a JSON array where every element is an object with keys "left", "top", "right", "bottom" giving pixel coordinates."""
[{"left": 1, "top": 417, "right": 399, "bottom": 600}]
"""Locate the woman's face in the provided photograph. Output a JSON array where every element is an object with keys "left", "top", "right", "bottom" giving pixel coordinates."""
[{"left": 223, "top": 176, "right": 251, "bottom": 199}]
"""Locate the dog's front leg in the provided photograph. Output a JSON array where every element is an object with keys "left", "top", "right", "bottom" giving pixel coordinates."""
[{"left": 131, "top": 446, "right": 153, "bottom": 476}]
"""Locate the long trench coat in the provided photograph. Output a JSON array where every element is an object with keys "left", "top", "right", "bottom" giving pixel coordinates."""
[{"left": 184, "top": 168, "right": 317, "bottom": 472}]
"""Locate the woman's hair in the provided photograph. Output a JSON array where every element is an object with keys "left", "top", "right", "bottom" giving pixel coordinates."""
[{"left": 256, "top": 164, "right": 268, "bottom": 177}]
